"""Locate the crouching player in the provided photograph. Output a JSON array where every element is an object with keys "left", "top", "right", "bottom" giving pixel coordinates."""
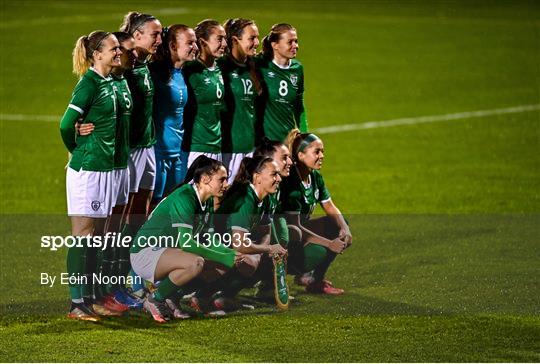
[
  {"left": 194, "top": 155, "right": 287, "bottom": 312},
  {"left": 130, "top": 156, "right": 238, "bottom": 322},
  {"left": 280, "top": 130, "right": 352, "bottom": 295},
  {"left": 251, "top": 138, "right": 293, "bottom": 302}
]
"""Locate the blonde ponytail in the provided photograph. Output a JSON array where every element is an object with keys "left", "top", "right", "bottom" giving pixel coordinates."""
[{"left": 72, "top": 35, "right": 90, "bottom": 77}]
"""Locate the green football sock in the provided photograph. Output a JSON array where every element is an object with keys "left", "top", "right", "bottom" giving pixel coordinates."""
[
  {"left": 66, "top": 245, "right": 86, "bottom": 300},
  {"left": 303, "top": 243, "right": 328, "bottom": 273},
  {"left": 313, "top": 250, "right": 337, "bottom": 282},
  {"left": 153, "top": 276, "right": 182, "bottom": 302}
]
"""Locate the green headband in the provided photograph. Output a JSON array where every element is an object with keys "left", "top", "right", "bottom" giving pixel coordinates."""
[{"left": 298, "top": 133, "right": 321, "bottom": 153}]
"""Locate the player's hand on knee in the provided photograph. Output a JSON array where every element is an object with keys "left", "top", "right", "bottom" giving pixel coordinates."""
[
  {"left": 339, "top": 228, "right": 353, "bottom": 247},
  {"left": 329, "top": 238, "right": 347, "bottom": 254}
]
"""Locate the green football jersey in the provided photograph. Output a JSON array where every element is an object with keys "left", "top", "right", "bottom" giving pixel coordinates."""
[
  {"left": 256, "top": 56, "right": 307, "bottom": 142},
  {"left": 60, "top": 68, "right": 116, "bottom": 172},
  {"left": 216, "top": 184, "right": 267, "bottom": 237},
  {"left": 280, "top": 167, "right": 331, "bottom": 221},
  {"left": 125, "top": 61, "right": 155, "bottom": 148},
  {"left": 131, "top": 183, "right": 213, "bottom": 254},
  {"left": 112, "top": 74, "right": 132, "bottom": 169},
  {"left": 218, "top": 56, "right": 257, "bottom": 153},
  {"left": 182, "top": 60, "right": 225, "bottom": 153}
]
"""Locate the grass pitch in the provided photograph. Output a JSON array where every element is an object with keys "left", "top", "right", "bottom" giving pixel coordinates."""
[{"left": 1, "top": 1, "right": 539, "bottom": 362}]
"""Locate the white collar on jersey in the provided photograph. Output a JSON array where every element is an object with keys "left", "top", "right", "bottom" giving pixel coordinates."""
[
  {"left": 90, "top": 67, "right": 109, "bottom": 79},
  {"left": 249, "top": 183, "right": 264, "bottom": 206},
  {"left": 295, "top": 165, "right": 312, "bottom": 190},
  {"left": 191, "top": 183, "right": 206, "bottom": 211},
  {"left": 272, "top": 59, "right": 292, "bottom": 69}
]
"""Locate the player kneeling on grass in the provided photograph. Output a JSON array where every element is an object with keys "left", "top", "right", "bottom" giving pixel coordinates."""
[
  {"left": 130, "top": 156, "right": 238, "bottom": 323},
  {"left": 193, "top": 155, "right": 287, "bottom": 312},
  {"left": 280, "top": 129, "right": 352, "bottom": 295}
]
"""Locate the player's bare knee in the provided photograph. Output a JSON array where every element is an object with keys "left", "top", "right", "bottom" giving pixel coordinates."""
[
  {"left": 237, "top": 254, "right": 260, "bottom": 277},
  {"left": 193, "top": 256, "right": 205, "bottom": 274}
]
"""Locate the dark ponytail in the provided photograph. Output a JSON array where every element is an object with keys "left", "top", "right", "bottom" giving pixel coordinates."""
[
  {"left": 253, "top": 137, "right": 284, "bottom": 158},
  {"left": 166, "top": 155, "right": 224, "bottom": 197},
  {"left": 223, "top": 155, "right": 273, "bottom": 200},
  {"left": 151, "top": 24, "right": 191, "bottom": 81},
  {"left": 262, "top": 23, "right": 296, "bottom": 59}
]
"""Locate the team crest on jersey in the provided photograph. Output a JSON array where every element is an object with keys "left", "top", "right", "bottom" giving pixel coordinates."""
[
  {"left": 268, "top": 71, "right": 275, "bottom": 78},
  {"left": 290, "top": 75, "right": 298, "bottom": 86},
  {"left": 314, "top": 188, "right": 319, "bottom": 200},
  {"left": 91, "top": 201, "right": 101, "bottom": 211}
]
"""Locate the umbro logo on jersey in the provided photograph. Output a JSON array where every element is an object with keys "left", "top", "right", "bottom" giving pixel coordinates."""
[
  {"left": 290, "top": 75, "right": 298, "bottom": 86},
  {"left": 231, "top": 72, "right": 239, "bottom": 78},
  {"left": 91, "top": 201, "right": 101, "bottom": 211},
  {"left": 268, "top": 72, "right": 275, "bottom": 78},
  {"left": 204, "top": 78, "right": 211, "bottom": 84}
]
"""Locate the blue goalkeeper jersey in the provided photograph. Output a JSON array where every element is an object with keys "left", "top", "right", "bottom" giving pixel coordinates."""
[{"left": 152, "top": 67, "right": 188, "bottom": 159}]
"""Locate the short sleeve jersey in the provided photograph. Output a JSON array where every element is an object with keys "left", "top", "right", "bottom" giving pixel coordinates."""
[
  {"left": 182, "top": 60, "right": 225, "bottom": 153},
  {"left": 280, "top": 168, "right": 331, "bottom": 221},
  {"left": 112, "top": 74, "right": 132, "bottom": 169},
  {"left": 125, "top": 61, "right": 155, "bottom": 148},
  {"left": 256, "top": 56, "right": 305, "bottom": 142},
  {"left": 151, "top": 66, "right": 188, "bottom": 159},
  {"left": 131, "top": 183, "right": 213, "bottom": 253},
  {"left": 66, "top": 69, "right": 116, "bottom": 172},
  {"left": 218, "top": 56, "right": 257, "bottom": 153},
  {"left": 215, "top": 185, "right": 267, "bottom": 238}
]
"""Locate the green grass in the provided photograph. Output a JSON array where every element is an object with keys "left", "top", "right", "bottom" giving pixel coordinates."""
[{"left": 1, "top": 0, "right": 539, "bottom": 362}]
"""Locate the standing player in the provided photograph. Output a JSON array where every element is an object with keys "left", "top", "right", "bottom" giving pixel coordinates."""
[
  {"left": 60, "top": 31, "right": 122, "bottom": 321},
  {"left": 257, "top": 23, "right": 307, "bottom": 142},
  {"left": 150, "top": 24, "right": 198, "bottom": 208},
  {"left": 182, "top": 19, "right": 226, "bottom": 167},
  {"left": 76, "top": 32, "right": 141, "bottom": 309},
  {"left": 119, "top": 11, "right": 162, "bottom": 240},
  {"left": 130, "top": 156, "right": 238, "bottom": 322},
  {"left": 280, "top": 130, "right": 352, "bottom": 295},
  {"left": 119, "top": 12, "right": 162, "bottom": 297},
  {"left": 219, "top": 18, "right": 262, "bottom": 182}
]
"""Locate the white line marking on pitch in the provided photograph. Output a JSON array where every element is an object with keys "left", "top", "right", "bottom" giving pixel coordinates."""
[
  {"left": 1, "top": 104, "right": 538, "bottom": 134},
  {"left": 313, "top": 104, "right": 540, "bottom": 134}
]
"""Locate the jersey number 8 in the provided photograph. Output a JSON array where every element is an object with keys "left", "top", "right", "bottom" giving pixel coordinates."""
[{"left": 278, "top": 80, "right": 288, "bottom": 97}]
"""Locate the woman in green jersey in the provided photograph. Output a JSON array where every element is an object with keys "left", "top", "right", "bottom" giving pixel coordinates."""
[
  {"left": 219, "top": 18, "right": 262, "bottom": 183},
  {"left": 119, "top": 12, "right": 163, "bottom": 297},
  {"left": 60, "top": 31, "right": 122, "bottom": 321},
  {"left": 119, "top": 12, "right": 163, "bottom": 249},
  {"left": 76, "top": 32, "right": 143, "bottom": 310},
  {"left": 257, "top": 23, "right": 307, "bottom": 143},
  {"left": 280, "top": 130, "right": 352, "bottom": 295},
  {"left": 183, "top": 19, "right": 226, "bottom": 168},
  {"left": 131, "top": 156, "right": 238, "bottom": 322},
  {"left": 201, "top": 155, "right": 287, "bottom": 310}
]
